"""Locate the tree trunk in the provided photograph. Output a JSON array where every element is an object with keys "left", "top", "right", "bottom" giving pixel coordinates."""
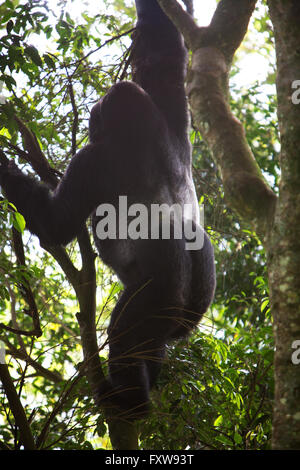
[{"left": 267, "top": 0, "right": 300, "bottom": 450}]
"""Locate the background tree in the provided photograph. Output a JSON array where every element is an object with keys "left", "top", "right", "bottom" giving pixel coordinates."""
[{"left": 0, "top": 0, "right": 296, "bottom": 450}]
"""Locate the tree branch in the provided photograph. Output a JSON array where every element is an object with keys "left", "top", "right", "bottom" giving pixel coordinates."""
[
  {"left": 0, "top": 362, "right": 36, "bottom": 449},
  {"left": 12, "top": 228, "right": 42, "bottom": 337},
  {"left": 158, "top": 0, "right": 277, "bottom": 238},
  {"left": 66, "top": 71, "right": 79, "bottom": 157},
  {"left": 14, "top": 116, "right": 58, "bottom": 188},
  {"left": 209, "top": 0, "right": 260, "bottom": 61},
  {"left": 1, "top": 340, "right": 63, "bottom": 383},
  {"left": 182, "top": 0, "right": 194, "bottom": 17},
  {"left": 35, "top": 372, "right": 82, "bottom": 448}
]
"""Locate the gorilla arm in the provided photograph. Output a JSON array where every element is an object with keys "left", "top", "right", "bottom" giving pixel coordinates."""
[
  {"left": 133, "top": 0, "right": 188, "bottom": 138},
  {"left": 0, "top": 143, "right": 106, "bottom": 246}
]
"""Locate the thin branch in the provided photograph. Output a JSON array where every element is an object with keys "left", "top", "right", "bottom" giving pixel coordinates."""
[
  {"left": 0, "top": 324, "right": 40, "bottom": 337},
  {"left": 2, "top": 277, "right": 27, "bottom": 353},
  {"left": 66, "top": 70, "right": 79, "bottom": 156},
  {"left": 13, "top": 116, "right": 58, "bottom": 188},
  {"left": 116, "top": 44, "right": 134, "bottom": 82},
  {"left": 182, "top": 0, "right": 194, "bottom": 17},
  {"left": 1, "top": 340, "right": 63, "bottom": 383},
  {"left": 12, "top": 228, "right": 42, "bottom": 337},
  {"left": 76, "top": 306, "right": 106, "bottom": 403},
  {"left": 35, "top": 371, "right": 82, "bottom": 448},
  {"left": 72, "top": 28, "right": 136, "bottom": 73},
  {"left": 42, "top": 243, "right": 81, "bottom": 288},
  {"left": 0, "top": 363, "right": 36, "bottom": 449}
]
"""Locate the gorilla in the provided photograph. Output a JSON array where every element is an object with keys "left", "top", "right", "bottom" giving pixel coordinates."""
[{"left": 0, "top": 0, "right": 215, "bottom": 419}]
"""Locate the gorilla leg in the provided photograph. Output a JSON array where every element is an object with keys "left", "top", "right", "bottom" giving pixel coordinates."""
[
  {"left": 106, "top": 282, "right": 178, "bottom": 418},
  {"left": 101, "top": 238, "right": 191, "bottom": 419}
]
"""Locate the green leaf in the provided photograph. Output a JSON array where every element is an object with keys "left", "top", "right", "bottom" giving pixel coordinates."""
[
  {"left": 0, "top": 285, "right": 10, "bottom": 301},
  {"left": 24, "top": 45, "right": 43, "bottom": 66},
  {"left": 214, "top": 415, "right": 223, "bottom": 427},
  {"left": 261, "top": 298, "right": 269, "bottom": 312},
  {"left": 2, "top": 74, "right": 16, "bottom": 90},
  {"left": 43, "top": 53, "right": 56, "bottom": 70},
  {"left": 6, "top": 19, "right": 14, "bottom": 34},
  {"left": 96, "top": 417, "right": 107, "bottom": 437},
  {"left": 234, "top": 432, "right": 243, "bottom": 444},
  {"left": 13, "top": 212, "right": 26, "bottom": 233}
]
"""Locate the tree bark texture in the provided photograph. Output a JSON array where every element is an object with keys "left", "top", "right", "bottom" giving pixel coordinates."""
[{"left": 267, "top": 0, "right": 300, "bottom": 450}]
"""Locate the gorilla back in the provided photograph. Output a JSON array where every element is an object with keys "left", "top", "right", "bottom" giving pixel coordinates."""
[{"left": 0, "top": 0, "right": 216, "bottom": 421}]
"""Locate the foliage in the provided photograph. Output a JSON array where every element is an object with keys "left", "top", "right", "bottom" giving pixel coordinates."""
[
  {"left": 141, "top": 318, "right": 274, "bottom": 450},
  {"left": 0, "top": 0, "right": 276, "bottom": 450}
]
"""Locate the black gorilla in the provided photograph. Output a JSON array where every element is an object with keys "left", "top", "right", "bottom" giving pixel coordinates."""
[{"left": 0, "top": 0, "right": 215, "bottom": 419}]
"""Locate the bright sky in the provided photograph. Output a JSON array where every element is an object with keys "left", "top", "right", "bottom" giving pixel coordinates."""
[
  {"left": 194, "top": 0, "right": 217, "bottom": 24},
  {"left": 67, "top": 0, "right": 217, "bottom": 25}
]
